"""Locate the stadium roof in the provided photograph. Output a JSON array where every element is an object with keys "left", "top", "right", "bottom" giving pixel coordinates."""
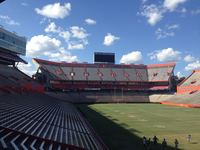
[
  {"left": 147, "top": 62, "right": 176, "bottom": 68},
  {"left": 33, "top": 58, "right": 176, "bottom": 69}
]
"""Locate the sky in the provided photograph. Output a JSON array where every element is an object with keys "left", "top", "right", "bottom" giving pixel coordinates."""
[{"left": 0, "top": 0, "right": 200, "bottom": 77}]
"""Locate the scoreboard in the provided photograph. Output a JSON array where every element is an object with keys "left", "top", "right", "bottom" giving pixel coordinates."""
[{"left": 94, "top": 52, "right": 115, "bottom": 64}]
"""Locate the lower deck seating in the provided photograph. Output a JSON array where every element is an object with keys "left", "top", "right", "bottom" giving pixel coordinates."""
[
  {"left": 0, "top": 93, "right": 105, "bottom": 150},
  {"left": 47, "top": 91, "right": 150, "bottom": 103},
  {"left": 180, "top": 71, "right": 200, "bottom": 87},
  {"left": 0, "top": 65, "right": 44, "bottom": 93},
  {"left": 177, "top": 71, "right": 200, "bottom": 94},
  {"left": 162, "top": 91, "right": 200, "bottom": 105}
]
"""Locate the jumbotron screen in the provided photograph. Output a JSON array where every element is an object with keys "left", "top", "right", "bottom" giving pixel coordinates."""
[{"left": 94, "top": 52, "right": 115, "bottom": 64}]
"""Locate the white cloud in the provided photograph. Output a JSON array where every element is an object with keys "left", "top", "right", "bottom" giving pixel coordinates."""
[
  {"left": 184, "top": 55, "right": 196, "bottom": 62},
  {"left": 35, "top": 3, "right": 71, "bottom": 19},
  {"left": 179, "top": 7, "right": 187, "bottom": 13},
  {"left": 45, "top": 22, "right": 60, "bottom": 33},
  {"left": 26, "top": 35, "right": 61, "bottom": 57},
  {"left": 68, "top": 39, "right": 88, "bottom": 50},
  {"left": 0, "top": 15, "right": 20, "bottom": 26},
  {"left": 68, "top": 43, "right": 84, "bottom": 50},
  {"left": 85, "top": 18, "right": 96, "bottom": 25},
  {"left": 45, "top": 22, "right": 71, "bottom": 41},
  {"left": 155, "top": 24, "right": 179, "bottom": 39},
  {"left": 21, "top": 2, "right": 28, "bottom": 6},
  {"left": 69, "top": 26, "right": 88, "bottom": 49},
  {"left": 176, "top": 71, "right": 183, "bottom": 78},
  {"left": 139, "top": 4, "right": 164, "bottom": 26},
  {"left": 142, "top": 0, "right": 148, "bottom": 4},
  {"left": 185, "top": 61, "right": 200, "bottom": 71},
  {"left": 120, "top": 51, "right": 142, "bottom": 64},
  {"left": 17, "top": 62, "right": 36, "bottom": 76},
  {"left": 59, "top": 31, "right": 71, "bottom": 41},
  {"left": 103, "top": 33, "right": 120, "bottom": 46},
  {"left": 191, "top": 9, "right": 200, "bottom": 15},
  {"left": 167, "top": 24, "right": 179, "bottom": 30},
  {"left": 39, "top": 17, "right": 51, "bottom": 24},
  {"left": 139, "top": 0, "right": 188, "bottom": 26},
  {"left": 45, "top": 23, "right": 88, "bottom": 40},
  {"left": 150, "top": 48, "right": 181, "bottom": 62},
  {"left": 163, "top": 0, "right": 187, "bottom": 11},
  {"left": 155, "top": 28, "right": 175, "bottom": 39},
  {"left": 44, "top": 51, "right": 78, "bottom": 62},
  {"left": 44, "top": 22, "right": 89, "bottom": 50},
  {"left": 70, "top": 26, "right": 88, "bottom": 39},
  {"left": 26, "top": 34, "right": 79, "bottom": 63}
]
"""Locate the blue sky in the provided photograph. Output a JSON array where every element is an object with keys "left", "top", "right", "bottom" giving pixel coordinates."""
[{"left": 0, "top": 0, "right": 200, "bottom": 77}]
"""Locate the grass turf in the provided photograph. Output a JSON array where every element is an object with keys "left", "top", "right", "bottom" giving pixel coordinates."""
[{"left": 77, "top": 104, "right": 200, "bottom": 150}]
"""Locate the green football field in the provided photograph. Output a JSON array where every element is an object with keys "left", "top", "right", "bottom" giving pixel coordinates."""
[{"left": 77, "top": 104, "right": 200, "bottom": 150}]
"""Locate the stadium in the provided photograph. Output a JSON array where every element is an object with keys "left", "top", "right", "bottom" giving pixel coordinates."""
[
  {"left": 1, "top": 25, "right": 200, "bottom": 150},
  {"left": 1, "top": 0, "right": 200, "bottom": 149}
]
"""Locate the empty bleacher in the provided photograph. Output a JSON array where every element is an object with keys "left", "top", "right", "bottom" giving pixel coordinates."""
[
  {"left": 159, "top": 91, "right": 200, "bottom": 105},
  {"left": 0, "top": 93, "right": 106, "bottom": 150},
  {"left": 124, "top": 68, "right": 138, "bottom": 81},
  {"left": 47, "top": 91, "right": 150, "bottom": 103},
  {"left": 73, "top": 67, "right": 87, "bottom": 81},
  {"left": 61, "top": 66, "right": 71, "bottom": 80},
  {"left": 113, "top": 68, "right": 126, "bottom": 81},
  {"left": 0, "top": 65, "right": 27, "bottom": 83},
  {"left": 0, "top": 64, "right": 106, "bottom": 149},
  {"left": 177, "top": 70, "right": 200, "bottom": 94},
  {"left": 34, "top": 59, "right": 175, "bottom": 90},
  {"left": 0, "top": 27, "right": 107, "bottom": 149},
  {"left": 0, "top": 65, "right": 43, "bottom": 93},
  {"left": 179, "top": 71, "right": 200, "bottom": 87},
  {"left": 59, "top": 65, "right": 149, "bottom": 82},
  {"left": 147, "top": 66, "right": 173, "bottom": 81},
  {"left": 42, "top": 64, "right": 66, "bottom": 80}
]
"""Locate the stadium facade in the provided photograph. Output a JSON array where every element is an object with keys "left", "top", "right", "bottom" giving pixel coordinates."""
[
  {"left": 1, "top": 25, "right": 200, "bottom": 149},
  {"left": 33, "top": 58, "right": 176, "bottom": 92},
  {"left": 0, "top": 26, "right": 26, "bottom": 55},
  {"left": 0, "top": 26, "right": 27, "bottom": 65}
]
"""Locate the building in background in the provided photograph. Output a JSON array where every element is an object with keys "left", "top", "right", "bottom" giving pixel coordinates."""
[{"left": 0, "top": 26, "right": 27, "bottom": 65}]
